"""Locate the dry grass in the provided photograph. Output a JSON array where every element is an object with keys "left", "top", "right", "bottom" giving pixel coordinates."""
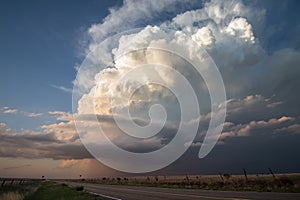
[
  {"left": 0, "top": 181, "right": 40, "bottom": 200},
  {"left": 0, "top": 192, "right": 23, "bottom": 200},
  {"left": 83, "top": 173, "right": 300, "bottom": 193}
]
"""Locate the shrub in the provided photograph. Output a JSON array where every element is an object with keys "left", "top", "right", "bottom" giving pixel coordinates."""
[{"left": 75, "top": 186, "right": 84, "bottom": 191}]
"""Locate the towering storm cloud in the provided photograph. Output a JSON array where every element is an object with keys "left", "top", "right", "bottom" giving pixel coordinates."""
[{"left": 70, "top": 0, "right": 300, "bottom": 173}]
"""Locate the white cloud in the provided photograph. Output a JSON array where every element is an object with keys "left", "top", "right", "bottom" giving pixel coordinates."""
[
  {"left": 22, "top": 111, "right": 43, "bottom": 118},
  {"left": 2, "top": 106, "right": 18, "bottom": 114},
  {"left": 77, "top": 0, "right": 269, "bottom": 119},
  {"left": 191, "top": 27, "right": 215, "bottom": 47},
  {"left": 226, "top": 94, "right": 281, "bottom": 115},
  {"left": 0, "top": 122, "right": 13, "bottom": 134},
  {"left": 41, "top": 119, "right": 78, "bottom": 142},
  {"left": 2, "top": 106, "right": 44, "bottom": 118},
  {"left": 0, "top": 120, "right": 85, "bottom": 160},
  {"left": 49, "top": 111, "right": 73, "bottom": 121},
  {"left": 3, "top": 109, "right": 18, "bottom": 114},
  {"left": 221, "top": 116, "right": 295, "bottom": 139},
  {"left": 277, "top": 124, "right": 300, "bottom": 135},
  {"left": 224, "top": 17, "right": 255, "bottom": 43},
  {"left": 87, "top": 0, "right": 199, "bottom": 46}
]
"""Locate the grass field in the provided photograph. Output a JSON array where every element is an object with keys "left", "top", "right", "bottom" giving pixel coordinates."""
[
  {"left": 83, "top": 173, "right": 300, "bottom": 193},
  {"left": 0, "top": 182, "right": 39, "bottom": 200},
  {"left": 1, "top": 174, "right": 299, "bottom": 199},
  {"left": 0, "top": 182, "right": 101, "bottom": 200}
]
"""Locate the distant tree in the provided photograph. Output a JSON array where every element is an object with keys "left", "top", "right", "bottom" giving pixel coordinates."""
[
  {"left": 75, "top": 186, "right": 84, "bottom": 191},
  {"left": 79, "top": 175, "right": 85, "bottom": 181}
]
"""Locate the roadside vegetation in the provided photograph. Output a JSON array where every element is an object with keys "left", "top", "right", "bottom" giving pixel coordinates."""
[
  {"left": 0, "top": 181, "right": 101, "bottom": 200},
  {"left": 24, "top": 182, "right": 101, "bottom": 200},
  {"left": 0, "top": 181, "right": 39, "bottom": 200},
  {"left": 82, "top": 173, "right": 300, "bottom": 193}
]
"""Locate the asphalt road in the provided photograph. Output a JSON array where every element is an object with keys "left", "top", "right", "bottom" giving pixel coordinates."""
[{"left": 63, "top": 182, "right": 300, "bottom": 200}]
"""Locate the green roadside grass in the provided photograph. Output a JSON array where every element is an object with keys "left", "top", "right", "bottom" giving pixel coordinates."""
[{"left": 24, "top": 182, "right": 101, "bottom": 200}]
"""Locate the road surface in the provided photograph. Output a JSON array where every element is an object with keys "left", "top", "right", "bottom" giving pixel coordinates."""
[{"left": 63, "top": 181, "right": 300, "bottom": 200}]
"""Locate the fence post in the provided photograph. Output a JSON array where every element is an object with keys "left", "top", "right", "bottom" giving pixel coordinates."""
[
  {"left": 185, "top": 175, "right": 190, "bottom": 184},
  {"left": 268, "top": 168, "right": 276, "bottom": 179},
  {"left": 243, "top": 168, "right": 248, "bottom": 181},
  {"left": 218, "top": 173, "right": 224, "bottom": 181},
  {"left": 1, "top": 180, "right": 5, "bottom": 187}
]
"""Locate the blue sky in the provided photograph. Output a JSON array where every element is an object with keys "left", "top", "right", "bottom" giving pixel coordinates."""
[
  {"left": 0, "top": 0, "right": 121, "bottom": 129},
  {"left": 0, "top": 0, "right": 300, "bottom": 178},
  {"left": 0, "top": 0, "right": 124, "bottom": 109},
  {"left": 259, "top": 0, "right": 300, "bottom": 52}
]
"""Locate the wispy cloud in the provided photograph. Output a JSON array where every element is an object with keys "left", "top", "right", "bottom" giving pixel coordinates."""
[
  {"left": 22, "top": 111, "right": 43, "bottom": 118},
  {"left": 276, "top": 124, "right": 300, "bottom": 135},
  {"left": 3, "top": 164, "right": 32, "bottom": 170},
  {"left": 2, "top": 106, "right": 43, "bottom": 118},
  {"left": 50, "top": 84, "right": 73, "bottom": 94}
]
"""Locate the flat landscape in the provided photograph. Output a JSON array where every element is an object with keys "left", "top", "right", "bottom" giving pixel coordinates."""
[
  {"left": 74, "top": 173, "right": 300, "bottom": 193},
  {"left": 1, "top": 174, "right": 300, "bottom": 199},
  {"left": 63, "top": 179, "right": 300, "bottom": 200}
]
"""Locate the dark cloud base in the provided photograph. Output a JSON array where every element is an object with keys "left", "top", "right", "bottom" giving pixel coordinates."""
[{"left": 152, "top": 133, "right": 300, "bottom": 176}]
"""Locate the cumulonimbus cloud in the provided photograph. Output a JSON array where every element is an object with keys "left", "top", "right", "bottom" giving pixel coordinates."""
[{"left": 71, "top": 0, "right": 300, "bottom": 166}]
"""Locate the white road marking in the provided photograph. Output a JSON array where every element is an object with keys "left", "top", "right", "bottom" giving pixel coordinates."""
[
  {"left": 88, "top": 185, "right": 249, "bottom": 200},
  {"left": 64, "top": 181, "right": 249, "bottom": 200},
  {"left": 87, "top": 191, "right": 122, "bottom": 200}
]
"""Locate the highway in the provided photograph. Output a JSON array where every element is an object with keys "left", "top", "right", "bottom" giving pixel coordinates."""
[{"left": 63, "top": 181, "right": 300, "bottom": 200}]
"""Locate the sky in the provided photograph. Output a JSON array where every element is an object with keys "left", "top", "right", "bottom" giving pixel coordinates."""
[{"left": 0, "top": 0, "right": 300, "bottom": 178}]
